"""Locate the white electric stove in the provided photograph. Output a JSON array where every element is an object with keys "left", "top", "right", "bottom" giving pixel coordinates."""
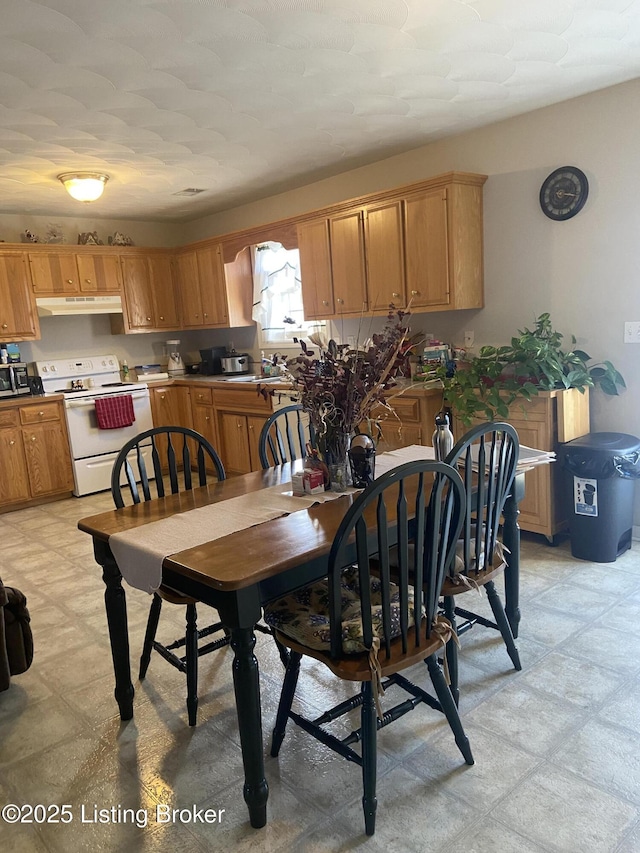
[{"left": 34, "top": 355, "right": 154, "bottom": 496}]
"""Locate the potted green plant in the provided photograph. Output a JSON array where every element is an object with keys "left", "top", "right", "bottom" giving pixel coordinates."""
[{"left": 439, "top": 313, "right": 625, "bottom": 425}]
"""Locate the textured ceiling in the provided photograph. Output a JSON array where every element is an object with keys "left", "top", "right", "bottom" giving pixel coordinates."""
[{"left": 2, "top": 0, "right": 640, "bottom": 222}]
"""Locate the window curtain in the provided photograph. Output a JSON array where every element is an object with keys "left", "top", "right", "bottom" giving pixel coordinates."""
[{"left": 252, "top": 242, "right": 302, "bottom": 337}]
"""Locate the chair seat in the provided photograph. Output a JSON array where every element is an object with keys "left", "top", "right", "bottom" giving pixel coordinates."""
[
  {"left": 274, "top": 617, "right": 452, "bottom": 682},
  {"left": 264, "top": 565, "right": 422, "bottom": 655},
  {"left": 442, "top": 559, "right": 506, "bottom": 595}
]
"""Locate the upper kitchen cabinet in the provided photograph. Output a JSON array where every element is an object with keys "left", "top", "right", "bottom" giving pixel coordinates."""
[
  {"left": 116, "top": 252, "right": 180, "bottom": 333},
  {"left": 0, "top": 250, "right": 40, "bottom": 341},
  {"left": 404, "top": 178, "right": 485, "bottom": 312},
  {"left": 28, "top": 247, "right": 122, "bottom": 296},
  {"left": 297, "top": 172, "right": 486, "bottom": 319},
  {"left": 296, "top": 219, "right": 334, "bottom": 318},
  {"left": 176, "top": 244, "right": 253, "bottom": 329}
]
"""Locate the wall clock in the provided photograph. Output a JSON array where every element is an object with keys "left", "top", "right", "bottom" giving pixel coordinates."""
[{"left": 539, "top": 166, "right": 589, "bottom": 221}]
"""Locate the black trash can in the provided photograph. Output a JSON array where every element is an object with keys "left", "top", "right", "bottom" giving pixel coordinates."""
[{"left": 561, "top": 432, "right": 640, "bottom": 562}]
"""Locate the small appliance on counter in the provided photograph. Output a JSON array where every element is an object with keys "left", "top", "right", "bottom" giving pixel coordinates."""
[
  {"left": 199, "top": 346, "right": 227, "bottom": 375},
  {"left": 220, "top": 352, "right": 251, "bottom": 376},
  {"left": 0, "top": 362, "right": 30, "bottom": 397},
  {"left": 165, "top": 340, "right": 185, "bottom": 375}
]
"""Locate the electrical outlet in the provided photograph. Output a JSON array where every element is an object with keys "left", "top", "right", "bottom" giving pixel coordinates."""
[
  {"left": 624, "top": 322, "right": 640, "bottom": 343},
  {"left": 464, "top": 330, "right": 474, "bottom": 348}
]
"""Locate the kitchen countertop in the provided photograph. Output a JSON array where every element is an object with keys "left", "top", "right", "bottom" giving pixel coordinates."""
[{"left": 141, "top": 375, "right": 443, "bottom": 397}]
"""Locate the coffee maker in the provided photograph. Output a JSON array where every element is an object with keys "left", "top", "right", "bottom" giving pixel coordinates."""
[{"left": 199, "top": 346, "right": 227, "bottom": 375}]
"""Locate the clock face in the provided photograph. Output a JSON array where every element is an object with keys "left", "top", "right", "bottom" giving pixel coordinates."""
[{"left": 539, "top": 167, "right": 589, "bottom": 221}]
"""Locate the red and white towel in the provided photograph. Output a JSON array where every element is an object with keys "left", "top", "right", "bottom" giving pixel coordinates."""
[{"left": 94, "top": 394, "right": 135, "bottom": 430}]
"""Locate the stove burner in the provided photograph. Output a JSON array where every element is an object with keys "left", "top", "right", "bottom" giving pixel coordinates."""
[{"left": 101, "top": 382, "right": 133, "bottom": 388}]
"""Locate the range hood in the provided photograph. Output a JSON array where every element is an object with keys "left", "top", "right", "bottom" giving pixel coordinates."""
[{"left": 36, "top": 295, "right": 123, "bottom": 316}]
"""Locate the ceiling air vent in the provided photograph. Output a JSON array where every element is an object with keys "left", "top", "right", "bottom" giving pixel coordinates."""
[{"left": 172, "top": 188, "right": 207, "bottom": 197}]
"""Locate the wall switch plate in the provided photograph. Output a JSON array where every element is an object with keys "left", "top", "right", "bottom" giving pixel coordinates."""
[
  {"left": 624, "top": 322, "right": 640, "bottom": 343},
  {"left": 464, "top": 330, "right": 474, "bottom": 347}
]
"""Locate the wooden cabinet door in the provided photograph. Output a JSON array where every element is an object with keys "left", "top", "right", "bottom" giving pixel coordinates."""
[
  {"left": 28, "top": 252, "right": 79, "bottom": 295},
  {"left": 22, "top": 421, "right": 73, "bottom": 497},
  {"left": 247, "top": 415, "right": 268, "bottom": 471},
  {"left": 150, "top": 386, "right": 193, "bottom": 430},
  {"left": 297, "top": 219, "right": 334, "bottom": 318},
  {"left": 404, "top": 188, "right": 450, "bottom": 310},
  {"left": 76, "top": 253, "right": 122, "bottom": 294},
  {"left": 176, "top": 251, "right": 204, "bottom": 328},
  {"left": 364, "top": 200, "right": 406, "bottom": 311},
  {"left": 219, "top": 412, "right": 251, "bottom": 475},
  {"left": 121, "top": 256, "right": 155, "bottom": 330},
  {"left": 196, "top": 245, "right": 229, "bottom": 327},
  {"left": 0, "top": 251, "right": 39, "bottom": 340},
  {"left": 191, "top": 403, "right": 220, "bottom": 470},
  {"left": 329, "top": 210, "right": 368, "bottom": 315},
  {"left": 148, "top": 255, "right": 180, "bottom": 328},
  {"left": 0, "top": 426, "right": 30, "bottom": 505}
]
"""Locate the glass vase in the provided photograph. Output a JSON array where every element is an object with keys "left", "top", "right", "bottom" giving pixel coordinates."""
[{"left": 323, "top": 433, "right": 351, "bottom": 492}]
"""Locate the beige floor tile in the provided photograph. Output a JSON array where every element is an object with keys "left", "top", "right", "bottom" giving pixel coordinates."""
[
  {"left": 0, "top": 695, "right": 86, "bottom": 765},
  {"left": 519, "top": 650, "right": 624, "bottom": 709},
  {"left": 405, "top": 722, "right": 540, "bottom": 809},
  {"left": 559, "top": 625, "right": 640, "bottom": 676},
  {"left": 531, "top": 582, "right": 619, "bottom": 621},
  {"left": 495, "top": 764, "right": 638, "bottom": 853},
  {"left": 465, "top": 683, "right": 584, "bottom": 757},
  {"left": 552, "top": 717, "right": 640, "bottom": 805},
  {"left": 598, "top": 684, "right": 640, "bottom": 732},
  {"left": 441, "top": 817, "right": 548, "bottom": 853}
]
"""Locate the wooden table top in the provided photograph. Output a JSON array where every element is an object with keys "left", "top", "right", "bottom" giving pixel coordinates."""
[{"left": 78, "top": 463, "right": 361, "bottom": 592}]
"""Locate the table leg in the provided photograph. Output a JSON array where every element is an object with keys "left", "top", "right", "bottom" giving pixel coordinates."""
[
  {"left": 502, "top": 490, "right": 521, "bottom": 639},
  {"left": 230, "top": 626, "right": 268, "bottom": 829},
  {"left": 94, "top": 538, "right": 134, "bottom": 720}
]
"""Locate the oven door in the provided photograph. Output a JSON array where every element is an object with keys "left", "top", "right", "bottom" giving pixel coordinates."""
[{"left": 64, "top": 389, "right": 154, "bottom": 460}]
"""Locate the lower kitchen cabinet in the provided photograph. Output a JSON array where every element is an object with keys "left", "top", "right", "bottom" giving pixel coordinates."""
[
  {"left": 366, "top": 387, "right": 443, "bottom": 453},
  {"left": 149, "top": 385, "right": 194, "bottom": 465},
  {"left": 190, "top": 386, "right": 221, "bottom": 471},
  {"left": 0, "top": 400, "right": 74, "bottom": 511},
  {"left": 213, "top": 387, "right": 274, "bottom": 475}
]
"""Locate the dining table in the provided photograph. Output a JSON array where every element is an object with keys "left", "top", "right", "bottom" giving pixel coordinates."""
[{"left": 78, "top": 447, "right": 524, "bottom": 830}]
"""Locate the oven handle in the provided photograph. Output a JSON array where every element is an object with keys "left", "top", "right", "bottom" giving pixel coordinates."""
[{"left": 65, "top": 391, "right": 150, "bottom": 408}]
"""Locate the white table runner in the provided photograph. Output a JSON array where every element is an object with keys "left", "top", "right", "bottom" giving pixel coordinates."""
[{"left": 109, "top": 445, "right": 436, "bottom": 594}]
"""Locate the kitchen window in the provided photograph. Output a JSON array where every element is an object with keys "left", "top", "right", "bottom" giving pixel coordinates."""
[{"left": 252, "top": 243, "right": 326, "bottom": 349}]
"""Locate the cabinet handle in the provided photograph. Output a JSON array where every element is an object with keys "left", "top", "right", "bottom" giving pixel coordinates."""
[
  {"left": 237, "top": 422, "right": 242, "bottom": 429},
  {"left": 203, "top": 313, "right": 208, "bottom": 318},
  {"left": 336, "top": 298, "right": 344, "bottom": 304},
  {"left": 197, "top": 393, "right": 204, "bottom": 400},
  {"left": 411, "top": 290, "right": 420, "bottom": 296},
  {"left": 248, "top": 424, "right": 254, "bottom": 431},
  {"left": 205, "top": 416, "right": 210, "bottom": 422},
  {"left": 159, "top": 315, "right": 164, "bottom": 321},
  {"left": 9, "top": 439, "right": 15, "bottom": 446},
  {"left": 1, "top": 323, "right": 7, "bottom": 329},
  {"left": 38, "top": 411, "right": 44, "bottom": 417},
  {"left": 146, "top": 316, "right": 152, "bottom": 321},
  {"left": 195, "top": 313, "right": 199, "bottom": 318},
  {"left": 160, "top": 395, "right": 166, "bottom": 400},
  {"left": 322, "top": 300, "right": 328, "bottom": 306},
  {"left": 85, "top": 279, "right": 92, "bottom": 284},
  {"left": 66, "top": 279, "right": 74, "bottom": 284},
  {"left": 392, "top": 292, "right": 400, "bottom": 298},
  {"left": 30, "top": 436, "right": 36, "bottom": 442}
]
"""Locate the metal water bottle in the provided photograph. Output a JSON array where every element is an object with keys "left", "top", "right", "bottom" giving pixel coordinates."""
[{"left": 432, "top": 411, "right": 454, "bottom": 461}]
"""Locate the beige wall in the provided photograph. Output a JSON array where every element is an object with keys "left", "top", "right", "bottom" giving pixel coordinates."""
[
  {"left": 0, "top": 212, "right": 178, "bottom": 248},
  {"left": 182, "top": 77, "right": 640, "bottom": 528}
]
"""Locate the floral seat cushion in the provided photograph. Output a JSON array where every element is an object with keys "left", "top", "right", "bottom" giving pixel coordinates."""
[{"left": 264, "top": 566, "right": 422, "bottom": 654}]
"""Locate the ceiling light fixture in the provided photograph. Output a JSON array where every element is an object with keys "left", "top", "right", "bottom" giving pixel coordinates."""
[{"left": 58, "top": 172, "right": 109, "bottom": 203}]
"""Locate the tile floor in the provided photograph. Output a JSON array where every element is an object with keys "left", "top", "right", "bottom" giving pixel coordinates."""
[{"left": 1, "top": 492, "right": 640, "bottom": 852}]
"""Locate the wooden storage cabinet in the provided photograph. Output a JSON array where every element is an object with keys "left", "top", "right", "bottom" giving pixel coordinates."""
[
  {"left": 0, "top": 250, "right": 40, "bottom": 341},
  {"left": 190, "top": 386, "right": 220, "bottom": 463},
  {"left": 298, "top": 173, "right": 486, "bottom": 320},
  {"left": 367, "top": 389, "right": 443, "bottom": 453},
  {"left": 29, "top": 250, "right": 123, "bottom": 296},
  {"left": 212, "top": 387, "right": 274, "bottom": 475},
  {"left": 0, "top": 399, "right": 73, "bottom": 510},
  {"left": 454, "top": 388, "right": 590, "bottom": 541},
  {"left": 119, "top": 254, "right": 180, "bottom": 332}
]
